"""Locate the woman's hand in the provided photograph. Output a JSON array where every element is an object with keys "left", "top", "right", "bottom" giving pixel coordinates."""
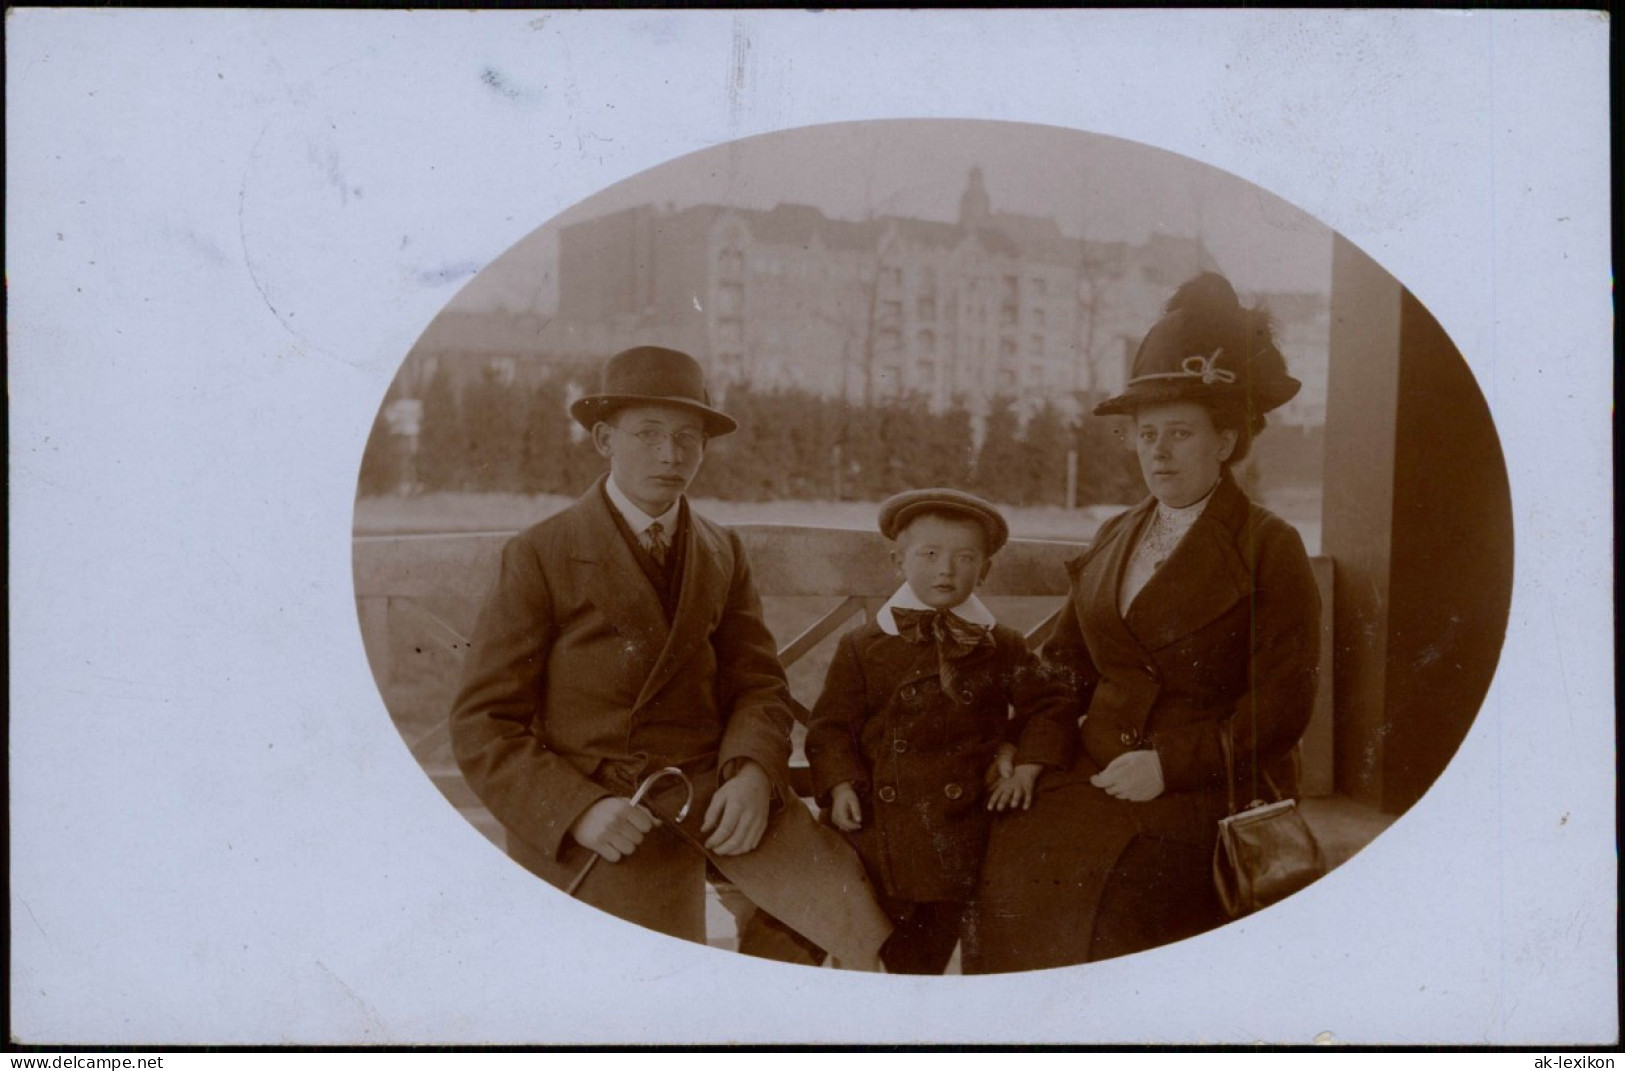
[
  {"left": 1090, "top": 749, "right": 1165, "bottom": 802},
  {"left": 829, "top": 782, "right": 864, "bottom": 832},
  {"left": 987, "top": 764, "right": 1043, "bottom": 811}
]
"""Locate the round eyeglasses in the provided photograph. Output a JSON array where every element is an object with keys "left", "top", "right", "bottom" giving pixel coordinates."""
[{"left": 624, "top": 426, "right": 707, "bottom": 452}]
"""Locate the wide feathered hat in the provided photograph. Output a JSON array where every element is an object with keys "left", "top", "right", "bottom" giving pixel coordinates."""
[
  {"left": 1093, "top": 273, "right": 1301, "bottom": 422},
  {"left": 570, "top": 345, "right": 739, "bottom": 437}
]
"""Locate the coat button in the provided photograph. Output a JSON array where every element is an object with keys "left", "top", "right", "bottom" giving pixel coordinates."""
[
  {"left": 878, "top": 786, "right": 898, "bottom": 803},
  {"left": 959, "top": 689, "right": 974, "bottom": 703},
  {"left": 893, "top": 739, "right": 908, "bottom": 754},
  {"left": 943, "top": 783, "right": 963, "bottom": 800},
  {"left": 901, "top": 685, "right": 916, "bottom": 700},
  {"left": 1119, "top": 730, "right": 1137, "bottom": 746}
]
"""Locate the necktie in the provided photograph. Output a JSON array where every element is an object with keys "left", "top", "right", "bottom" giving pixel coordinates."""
[
  {"left": 891, "top": 607, "right": 996, "bottom": 702},
  {"left": 642, "top": 521, "right": 670, "bottom": 568}
]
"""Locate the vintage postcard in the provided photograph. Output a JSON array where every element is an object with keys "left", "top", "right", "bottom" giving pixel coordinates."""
[{"left": 7, "top": 9, "right": 1614, "bottom": 1046}]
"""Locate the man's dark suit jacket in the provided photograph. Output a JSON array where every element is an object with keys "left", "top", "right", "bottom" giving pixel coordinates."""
[
  {"left": 450, "top": 476, "right": 893, "bottom": 959},
  {"left": 450, "top": 477, "right": 794, "bottom": 926}
]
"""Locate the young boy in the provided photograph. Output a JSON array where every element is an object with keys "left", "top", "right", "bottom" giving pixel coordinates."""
[{"left": 804, "top": 489, "right": 1076, "bottom": 974}]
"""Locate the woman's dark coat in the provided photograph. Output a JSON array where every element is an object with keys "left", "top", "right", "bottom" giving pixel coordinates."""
[{"left": 965, "top": 471, "right": 1321, "bottom": 972}]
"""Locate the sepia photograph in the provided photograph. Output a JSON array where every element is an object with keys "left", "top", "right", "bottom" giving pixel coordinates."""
[
  {"left": 351, "top": 120, "right": 1508, "bottom": 973},
  {"left": 8, "top": 8, "right": 1614, "bottom": 1048}
]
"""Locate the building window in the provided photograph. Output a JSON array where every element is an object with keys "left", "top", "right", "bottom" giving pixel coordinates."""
[
  {"left": 484, "top": 357, "right": 517, "bottom": 386},
  {"left": 875, "top": 364, "right": 901, "bottom": 400},
  {"left": 916, "top": 359, "right": 937, "bottom": 384},
  {"left": 999, "top": 275, "right": 1019, "bottom": 325},
  {"left": 1033, "top": 307, "right": 1046, "bottom": 330},
  {"left": 878, "top": 327, "right": 901, "bottom": 353},
  {"left": 1028, "top": 333, "right": 1044, "bottom": 358},
  {"left": 999, "top": 336, "right": 1017, "bottom": 360},
  {"left": 716, "top": 283, "right": 743, "bottom": 317},
  {"left": 719, "top": 249, "right": 744, "bottom": 278},
  {"left": 917, "top": 329, "right": 936, "bottom": 356},
  {"left": 880, "top": 300, "right": 903, "bottom": 326},
  {"left": 917, "top": 295, "right": 936, "bottom": 320},
  {"left": 1031, "top": 277, "right": 1048, "bottom": 298},
  {"left": 880, "top": 266, "right": 902, "bottom": 290}
]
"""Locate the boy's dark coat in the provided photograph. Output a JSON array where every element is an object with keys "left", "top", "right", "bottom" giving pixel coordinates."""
[{"left": 806, "top": 621, "right": 1076, "bottom": 904}]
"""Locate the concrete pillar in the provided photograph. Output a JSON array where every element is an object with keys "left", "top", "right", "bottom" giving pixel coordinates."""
[{"left": 1322, "top": 236, "right": 1514, "bottom": 813}]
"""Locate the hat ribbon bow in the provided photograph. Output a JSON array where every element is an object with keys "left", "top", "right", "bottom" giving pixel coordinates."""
[{"left": 1180, "top": 351, "right": 1237, "bottom": 385}]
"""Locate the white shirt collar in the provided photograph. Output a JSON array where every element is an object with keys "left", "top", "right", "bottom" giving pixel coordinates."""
[
  {"left": 604, "top": 475, "right": 681, "bottom": 536},
  {"left": 875, "top": 583, "right": 997, "bottom": 636}
]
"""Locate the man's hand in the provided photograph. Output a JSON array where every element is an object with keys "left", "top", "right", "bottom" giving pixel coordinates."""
[
  {"left": 1090, "top": 749, "right": 1165, "bottom": 802},
  {"left": 702, "top": 759, "right": 772, "bottom": 856},
  {"left": 829, "top": 782, "right": 864, "bottom": 832},
  {"left": 568, "top": 796, "right": 658, "bottom": 862},
  {"left": 987, "top": 763, "right": 1043, "bottom": 812}
]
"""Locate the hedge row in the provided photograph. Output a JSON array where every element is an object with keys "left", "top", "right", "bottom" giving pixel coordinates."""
[{"left": 357, "top": 364, "right": 1320, "bottom": 507}]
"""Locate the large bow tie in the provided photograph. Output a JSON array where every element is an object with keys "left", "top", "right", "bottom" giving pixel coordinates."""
[{"left": 892, "top": 607, "right": 995, "bottom": 702}]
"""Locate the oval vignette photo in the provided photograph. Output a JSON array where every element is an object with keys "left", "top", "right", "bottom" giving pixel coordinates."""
[{"left": 350, "top": 119, "right": 1513, "bottom": 974}]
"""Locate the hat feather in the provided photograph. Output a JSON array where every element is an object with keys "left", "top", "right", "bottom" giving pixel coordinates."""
[
  {"left": 1092, "top": 270, "right": 1301, "bottom": 421},
  {"left": 1166, "top": 272, "right": 1285, "bottom": 364},
  {"left": 1164, "top": 271, "right": 1242, "bottom": 320}
]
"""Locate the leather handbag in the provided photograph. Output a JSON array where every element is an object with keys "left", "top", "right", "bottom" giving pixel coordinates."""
[{"left": 1213, "top": 730, "right": 1327, "bottom": 918}]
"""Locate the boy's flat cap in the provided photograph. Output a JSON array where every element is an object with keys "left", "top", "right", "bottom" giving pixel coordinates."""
[{"left": 878, "top": 488, "right": 1010, "bottom": 554}]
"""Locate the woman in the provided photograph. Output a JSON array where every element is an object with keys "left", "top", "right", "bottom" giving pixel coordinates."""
[{"left": 963, "top": 272, "right": 1322, "bottom": 972}]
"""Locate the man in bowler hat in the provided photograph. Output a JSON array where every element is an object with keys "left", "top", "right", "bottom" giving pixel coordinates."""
[{"left": 450, "top": 345, "right": 890, "bottom": 966}]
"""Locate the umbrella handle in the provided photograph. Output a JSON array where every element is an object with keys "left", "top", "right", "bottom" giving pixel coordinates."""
[{"left": 564, "top": 767, "right": 693, "bottom": 897}]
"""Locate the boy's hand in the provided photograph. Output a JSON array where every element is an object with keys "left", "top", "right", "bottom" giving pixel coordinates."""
[
  {"left": 829, "top": 782, "right": 863, "bottom": 832},
  {"left": 702, "top": 760, "right": 771, "bottom": 856},
  {"left": 569, "top": 797, "right": 659, "bottom": 862},
  {"left": 984, "top": 743, "right": 1017, "bottom": 788},
  {"left": 987, "top": 763, "right": 1043, "bottom": 812}
]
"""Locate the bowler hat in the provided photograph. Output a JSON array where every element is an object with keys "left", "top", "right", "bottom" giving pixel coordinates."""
[
  {"left": 879, "top": 488, "right": 1010, "bottom": 555},
  {"left": 1094, "top": 273, "right": 1301, "bottom": 420},
  {"left": 570, "top": 346, "right": 739, "bottom": 437}
]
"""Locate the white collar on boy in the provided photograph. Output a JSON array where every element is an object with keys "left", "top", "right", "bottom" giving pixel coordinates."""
[
  {"left": 604, "top": 475, "right": 681, "bottom": 537},
  {"left": 875, "top": 583, "right": 997, "bottom": 637}
]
